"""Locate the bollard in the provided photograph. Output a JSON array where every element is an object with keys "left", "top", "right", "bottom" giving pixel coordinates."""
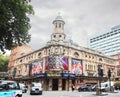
[{"left": 96, "top": 88, "right": 100, "bottom": 95}]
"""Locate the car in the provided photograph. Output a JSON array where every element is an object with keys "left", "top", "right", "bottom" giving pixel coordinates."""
[
  {"left": 114, "top": 83, "right": 120, "bottom": 90},
  {"left": 30, "top": 82, "right": 42, "bottom": 95},
  {"left": 100, "top": 81, "right": 114, "bottom": 92},
  {"left": 78, "top": 84, "right": 92, "bottom": 92},
  {"left": 0, "top": 80, "right": 22, "bottom": 97},
  {"left": 93, "top": 81, "right": 115, "bottom": 92},
  {"left": 19, "top": 83, "right": 27, "bottom": 93},
  {"left": 91, "top": 84, "right": 98, "bottom": 91}
]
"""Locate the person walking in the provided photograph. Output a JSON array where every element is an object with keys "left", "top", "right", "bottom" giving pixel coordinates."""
[{"left": 71, "top": 84, "right": 75, "bottom": 91}]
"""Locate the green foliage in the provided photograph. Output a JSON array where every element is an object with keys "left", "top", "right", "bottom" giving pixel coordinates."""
[
  {"left": 0, "top": 0, "right": 34, "bottom": 53},
  {"left": 0, "top": 54, "right": 9, "bottom": 72}
]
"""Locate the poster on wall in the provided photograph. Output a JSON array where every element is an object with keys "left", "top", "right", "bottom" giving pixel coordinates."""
[
  {"left": 117, "top": 68, "right": 120, "bottom": 76},
  {"left": 71, "top": 59, "right": 83, "bottom": 75},
  {"left": 29, "top": 61, "right": 43, "bottom": 76},
  {"left": 46, "top": 56, "right": 68, "bottom": 71}
]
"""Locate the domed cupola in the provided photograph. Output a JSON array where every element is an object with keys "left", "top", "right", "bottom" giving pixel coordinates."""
[{"left": 51, "top": 13, "right": 66, "bottom": 42}]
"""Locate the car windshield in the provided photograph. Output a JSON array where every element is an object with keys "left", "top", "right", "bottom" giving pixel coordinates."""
[
  {"left": 32, "top": 83, "right": 41, "bottom": 87},
  {"left": 0, "top": 81, "right": 20, "bottom": 90}
]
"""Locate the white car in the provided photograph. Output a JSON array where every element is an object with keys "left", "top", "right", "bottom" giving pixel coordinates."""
[
  {"left": 0, "top": 80, "right": 22, "bottom": 97},
  {"left": 19, "top": 83, "right": 27, "bottom": 93},
  {"left": 30, "top": 82, "right": 42, "bottom": 95},
  {"left": 99, "top": 81, "right": 114, "bottom": 92}
]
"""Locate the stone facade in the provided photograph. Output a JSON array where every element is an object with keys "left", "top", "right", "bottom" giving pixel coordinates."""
[
  {"left": 8, "top": 45, "right": 33, "bottom": 77},
  {"left": 8, "top": 14, "right": 117, "bottom": 91}
]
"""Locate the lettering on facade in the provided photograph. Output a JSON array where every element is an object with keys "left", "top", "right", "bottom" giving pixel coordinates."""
[{"left": 47, "top": 73, "right": 61, "bottom": 77}]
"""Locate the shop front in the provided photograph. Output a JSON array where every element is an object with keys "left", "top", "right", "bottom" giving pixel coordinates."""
[{"left": 43, "top": 72, "right": 76, "bottom": 91}]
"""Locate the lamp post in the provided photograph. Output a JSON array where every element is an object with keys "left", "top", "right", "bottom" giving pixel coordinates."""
[
  {"left": 44, "top": 71, "right": 48, "bottom": 91},
  {"left": 67, "top": 70, "right": 70, "bottom": 91},
  {"left": 97, "top": 65, "right": 103, "bottom": 94},
  {"left": 108, "top": 69, "right": 111, "bottom": 92}
]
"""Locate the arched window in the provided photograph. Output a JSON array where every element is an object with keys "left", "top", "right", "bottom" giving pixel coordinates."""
[
  {"left": 74, "top": 52, "right": 79, "bottom": 57},
  {"left": 55, "top": 23, "right": 57, "bottom": 28},
  {"left": 59, "top": 23, "right": 61, "bottom": 28},
  {"left": 59, "top": 35, "right": 61, "bottom": 37},
  {"left": 54, "top": 35, "right": 56, "bottom": 38},
  {"left": 38, "top": 52, "right": 41, "bottom": 57}
]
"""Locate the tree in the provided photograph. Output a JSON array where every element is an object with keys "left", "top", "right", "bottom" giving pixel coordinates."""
[
  {"left": 0, "top": 54, "right": 9, "bottom": 72},
  {"left": 0, "top": 0, "right": 34, "bottom": 53}
]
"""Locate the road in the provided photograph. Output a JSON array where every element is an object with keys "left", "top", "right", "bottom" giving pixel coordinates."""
[{"left": 23, "top": 90, "right": 120, "bottom": 97}]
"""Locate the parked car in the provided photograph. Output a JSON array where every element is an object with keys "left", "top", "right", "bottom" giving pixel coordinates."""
[
  {"left": 93, "top": 81, "right": 115, "bottom": 92},
  {"left": 30, "top": 82, "right": 42, "bottom": 95},
  {"left": 114, "top": 83, "right": 120, "bottom": 90},
  {"left": 0, "top": 80, "right": 22, "bottom": 97},
  {"left": 91, "top": 84, "right": 98, "bottom": 91},
  {"left": 100, "top": 81, "right": 114, "bottom": 92},
  {"left": 19, "top": 83, "right": 27, "bottom": 93},
  {"left": 78, "top": 84, "right": 92, "bottom": 92}
]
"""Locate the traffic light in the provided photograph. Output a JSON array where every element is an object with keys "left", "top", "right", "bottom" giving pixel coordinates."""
[
  {"left": 108, "top": 69, "right": 111, "bottom": 79},
  {"left": 98, "top": 65, "right": 101, "bottom": 77},
  {"left": 100, "top": 69, "right": 103, "bottom": 77},
  {"left": 98, "top": 65, "right": 103, "bottom": 77}
]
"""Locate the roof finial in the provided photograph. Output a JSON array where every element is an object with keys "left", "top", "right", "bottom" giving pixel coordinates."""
[
  {"left": 58, "top": 12, "right": 61, "bottom": 17},
  {"left": 55, "top": 12, "right": 62, "bottom": 20}
]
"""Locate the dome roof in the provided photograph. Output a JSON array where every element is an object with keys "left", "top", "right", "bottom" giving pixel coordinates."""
[{"left": 55, "top": 12, "right": 63, "bottom": 20}]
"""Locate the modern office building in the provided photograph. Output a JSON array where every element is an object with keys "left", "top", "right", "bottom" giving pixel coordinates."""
[
  {"left": 89, "top": 25, "right": 120, "bottom": 55},
  {"left": 8, "top": 14, "right": 117, "bottom": 91}
]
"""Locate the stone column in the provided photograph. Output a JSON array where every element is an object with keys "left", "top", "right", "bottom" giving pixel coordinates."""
[
  {"left": 43, "top": 57, "right": 46, "bottom": 73},
  {"left": 69, "top": 79, "right": 72, "bottom": 91},
  {"left": 58, "top": 79, "right": 62, "bottom": 91},
  {"left": 49, "top": 79, "right": 52, "bottom": 91}
]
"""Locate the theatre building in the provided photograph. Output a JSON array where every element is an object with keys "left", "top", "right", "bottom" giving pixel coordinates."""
[{"left": 8, "top": 14, "right": 117, "bottom": 91}]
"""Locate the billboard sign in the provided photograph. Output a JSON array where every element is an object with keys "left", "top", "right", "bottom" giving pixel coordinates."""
[
  {"left": 71, "top": 59, "right": 83, "bottom": 75},
  {"left": 46, "top": 56, "right": 68, "bottom": 71},
  {"left": 29, "top": 61, "right": 43, "bottom": 76}
]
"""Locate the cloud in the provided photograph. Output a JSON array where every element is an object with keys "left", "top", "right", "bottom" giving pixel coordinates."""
[{"left": 28, "top": 0, "right": 120, "bottom": 50}]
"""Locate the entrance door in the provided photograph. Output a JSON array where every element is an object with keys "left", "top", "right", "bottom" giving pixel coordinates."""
[
  {"left": 52, "top": 79, "right": 58, "bottom": 90},
  {"left": 46, "top": 79, "right": 49, "bottom": 91},
  {"left": 62, "top": 79, "right": 66, "bottom": 90}
]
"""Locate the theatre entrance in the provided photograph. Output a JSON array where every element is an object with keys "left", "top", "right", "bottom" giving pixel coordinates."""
[
  {"left": 62, "top": 79, "right": 66, "bottom": 90},
  {"left": 52, "top": 79, "right": 58, "bottom": 90}
]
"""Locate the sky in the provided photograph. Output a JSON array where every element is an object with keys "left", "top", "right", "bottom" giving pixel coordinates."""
[
  {"left": 27, "top": 0, "right": 120, "bottom": 50},
  {"left": 29, "top": 0, "right": 120, "bottom": 50}
]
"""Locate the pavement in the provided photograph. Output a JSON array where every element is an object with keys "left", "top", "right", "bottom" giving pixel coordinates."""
[{"left": 23, "top": 90, "right": 120, "bottom": 97}]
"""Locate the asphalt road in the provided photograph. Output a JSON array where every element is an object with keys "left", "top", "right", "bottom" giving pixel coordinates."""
[{"left": 23, "top": 90, "right": 120, "bottom": 97}]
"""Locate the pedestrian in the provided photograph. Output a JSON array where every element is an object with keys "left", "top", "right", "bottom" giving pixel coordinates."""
[{"left": 71, "top": 84, "right": 75, "bottom": 91}]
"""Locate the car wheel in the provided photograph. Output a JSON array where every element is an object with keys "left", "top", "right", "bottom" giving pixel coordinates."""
[
  {"left": 83, "top": 89, "right": 86, "bottom": 91},
  {"left": 25, "top": 90, "right": 27, "bottom": 93},
  {"left": 78, "top": 88, "right": 81, "bottom": 92},
  {"left": 15, "top": 95, "right": 22, "bottom": 97}
]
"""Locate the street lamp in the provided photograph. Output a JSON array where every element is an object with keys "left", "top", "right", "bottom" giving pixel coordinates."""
[
  {"left": 97, "top": 65, "right": 103, "bottom": 94},
  {"left": 44, "top": 71, "right": 48, "bottom": 91},
  {"left": 67, "top": 70, "right": 70, "bottom": 91},
  {"left": 108, "top": 69, "right": 111, "bottom": 92}
]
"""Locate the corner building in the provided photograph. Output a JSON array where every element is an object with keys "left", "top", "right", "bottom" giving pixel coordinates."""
[{"left": 8, "top": 15, "right": 117, "bottom": 91}]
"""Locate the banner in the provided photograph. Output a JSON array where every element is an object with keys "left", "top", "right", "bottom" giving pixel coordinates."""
[
  {"left": 29, "top": 61, "right": 43, "bottom": 76},
  {"left": 117, "top": 68, "right": 120, "bottom": 76},
  {"left": 71, "top": 59, "right": 83, "bottom": 75},
  {"left": 46, "top": 56, "right": 68, "bottom": 71}
]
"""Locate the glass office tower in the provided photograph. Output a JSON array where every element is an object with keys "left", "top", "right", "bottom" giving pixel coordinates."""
[{"left": 89, "top": 25, "right": 120, "bottom": 55}]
